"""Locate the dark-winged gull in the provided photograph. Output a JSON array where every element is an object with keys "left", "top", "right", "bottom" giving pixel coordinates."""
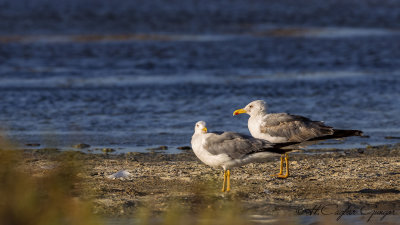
[
  {"left": 233, "top": 100, "right": 363, "bottom": 178},
  {"left": 191, "top": 121, "right": 296, "bottom": 192}
]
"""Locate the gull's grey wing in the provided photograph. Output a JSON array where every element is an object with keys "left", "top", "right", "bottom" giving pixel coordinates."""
[
  {"left": 204, "top": 132, "right": 293, "bottom": 159},
  {"left": 260, "top": 113, "right": 334, "bottom": 142}
]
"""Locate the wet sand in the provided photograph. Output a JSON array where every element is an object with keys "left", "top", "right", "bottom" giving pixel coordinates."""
[{"left": 18, "top": 144, "right": 400, "bottom": 219}]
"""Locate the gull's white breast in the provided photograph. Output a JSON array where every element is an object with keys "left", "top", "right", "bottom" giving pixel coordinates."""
[
  {"left": 191, "top": 134, "right": 231, "bottom": 169},
  {"left": 248, "top": 114, "right": 288, "bottom": 143}
]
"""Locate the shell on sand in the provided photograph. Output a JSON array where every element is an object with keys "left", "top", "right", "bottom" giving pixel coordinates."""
[{"left": 107, "top": 170, "right": 131, "bottom": 179}]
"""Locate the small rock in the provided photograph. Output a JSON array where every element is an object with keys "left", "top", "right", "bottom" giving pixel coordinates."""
[
  {"left": 123, "top": 200, "right": 136, "bottom": 208},
  {"left": 102, "top": 148, "right": 116, "bottom": 153},
  {"left": 126, "top": 152, "right": 141, "bottom": 157},
  {"left": 385, "top": 136, "right": 400, "bottom": 139},
  {"left": 33, "top": 148, "right": 59, "bottom": 153},
  {"left": 177, "top": 146, "right": 192, "bottom": 150},
  {"left": 25, "top": 143, "right": 40, "bottom": 147},
  {"left": 73, "top": 143, "right": 91, "bottom": 149},
  {"left": 40, "top": 164, "right": 56, "bottom": 170},
  {"left": 146, "top": 145, "right": 168, "bottom": 151}
]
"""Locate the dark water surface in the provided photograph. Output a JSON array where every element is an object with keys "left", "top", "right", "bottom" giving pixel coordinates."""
[{"left": 0, "top": 0, "right": 400, "bottom": 153}]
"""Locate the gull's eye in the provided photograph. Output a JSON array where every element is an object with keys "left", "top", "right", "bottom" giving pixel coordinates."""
[
  {"left": 196, "top": 124, "right": 199, "bottom": 127},
  {"left": 249, "top": 105, "right": 253, "bottom": 108}
]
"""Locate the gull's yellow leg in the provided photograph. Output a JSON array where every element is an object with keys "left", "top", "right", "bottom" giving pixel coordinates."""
[
  {"left": 270, "top": 154, "right": 284, "bottom": 177},
  {"left": 222, "top": 170, "right": 227, "bottom": 192},
  {"left": 279, "top": 155, "right": 284, "bottom": 175},
  {"left": 277, "top": 153, "right": 289, "bottom": 179},
  {"left": 226, "top": 170, "right": 231, "bottom": 192}
]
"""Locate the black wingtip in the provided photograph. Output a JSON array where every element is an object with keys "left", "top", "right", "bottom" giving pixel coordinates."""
[{"left": 331, "top": 129, "right": 364, "bottom": 138}]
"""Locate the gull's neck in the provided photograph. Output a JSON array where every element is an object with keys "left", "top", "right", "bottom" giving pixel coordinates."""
[
  {"left": 248, "top": 111, "right": 267, "bottom": 138},
  {"left": 192, "top": 132, "right": 203, "bottom": 140},
  {"left": 250, "top": 110, "right": 267, "bottom": 118},
  {"left": 191, "top": 132, "right": 202, "bottom": 147},
  {"left": 192, "top": 132, "right": 207, "bottom": 145}
]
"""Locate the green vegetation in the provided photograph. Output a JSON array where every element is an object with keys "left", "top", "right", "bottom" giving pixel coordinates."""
[{"left": 0, "top": 148, "right": 101, "bottom": 225}]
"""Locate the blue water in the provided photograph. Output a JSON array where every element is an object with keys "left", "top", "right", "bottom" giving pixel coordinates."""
[{"left": 1, "top": 0, "right": 400, "bottom": 153}]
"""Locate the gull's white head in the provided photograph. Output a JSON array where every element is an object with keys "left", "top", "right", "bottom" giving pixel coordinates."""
[
  {"left": 233, "top": 100, "right": 268, "bottom": 117},
  {"left": 194, "top": 121, "right": 208, "bottom": 134}
]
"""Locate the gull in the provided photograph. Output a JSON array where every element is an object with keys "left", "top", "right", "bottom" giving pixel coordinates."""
[
  {"left": 191, "top": 121, "right": 297, "bottom": 192},
  {"left": 233, "top": 100, "right": 363, "bottom": 178}
]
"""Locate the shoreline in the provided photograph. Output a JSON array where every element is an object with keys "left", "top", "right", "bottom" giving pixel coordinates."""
[{"left": 16, "top": 143, "right": 400, "bottom": 220}]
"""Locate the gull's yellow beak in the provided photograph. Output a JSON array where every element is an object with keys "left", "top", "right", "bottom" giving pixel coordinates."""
[
  {"left": 233, "top": 108, "right": 247, "bottom": 116},
  {"left": 202, "top": 127, "right": 208, "bottom": 133}
]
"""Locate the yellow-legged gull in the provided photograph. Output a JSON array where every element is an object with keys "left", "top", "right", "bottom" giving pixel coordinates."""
[
  {"left": 233, "top": 100, "right": 363, "bottom": 178},
  {"left": 191, "top": 121, "right": 296, "bottom": 192}
]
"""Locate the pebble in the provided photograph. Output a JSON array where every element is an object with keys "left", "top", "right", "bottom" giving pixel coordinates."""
[
  {"left": 73, "top": 143, "right": 91, "bottom": 149},
  {"left": 145, "top": 146, "right": 168, "bottom": 151},
  {"left": 102, "top": 148, "right": 116, "bottom": 153}
]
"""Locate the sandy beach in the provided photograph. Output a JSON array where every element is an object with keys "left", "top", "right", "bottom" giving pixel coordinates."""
[{"left": 16, "top": 144, "right": 400, "bottom": 223}]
